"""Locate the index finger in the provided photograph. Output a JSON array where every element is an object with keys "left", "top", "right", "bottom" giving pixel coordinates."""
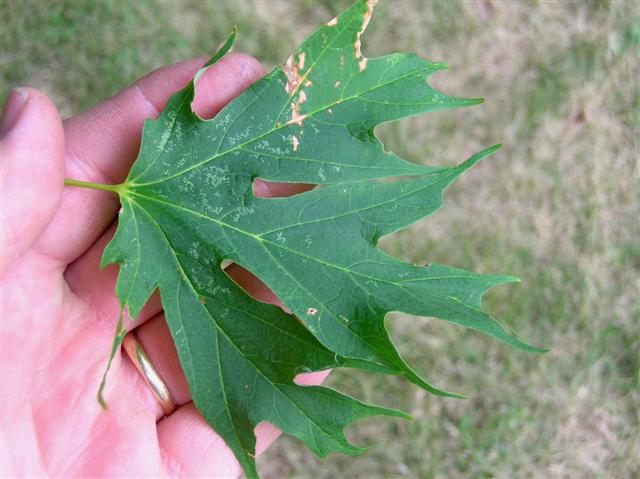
[{"left": 36, "top": 53, "right": 266, "bottom": 266}]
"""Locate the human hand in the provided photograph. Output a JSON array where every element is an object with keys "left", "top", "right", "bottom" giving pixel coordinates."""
[{"left": 1, "top": 53, "right": 326, "bottom": 477}]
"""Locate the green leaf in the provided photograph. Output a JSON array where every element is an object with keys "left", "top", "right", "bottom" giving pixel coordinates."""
[{"left": 96, "top": 1, "right": 544, "bottom": 477}]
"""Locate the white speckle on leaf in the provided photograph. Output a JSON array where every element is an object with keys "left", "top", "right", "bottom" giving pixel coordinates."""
[
  {"left": 327, "top": 17, "right": 338, "bottom": 27},
  {"left": 177, "top": 177, "right": 195, "bottom": 192},
  {"left": 231, "top": 206, "right": 255, "bottom": 223},
  {"left": 218, "top": 113, "right": 232, "bottom": 127},
  {"left": 159, "top": 127, "right": 171, "bottom": 151},
  {"left": 291, "top": 135, "right": 299, "bottom": 151}
]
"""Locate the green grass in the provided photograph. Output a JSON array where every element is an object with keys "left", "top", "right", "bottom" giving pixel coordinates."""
[{"left": 2, "top": 1, "right": 638, "bottom": 477}]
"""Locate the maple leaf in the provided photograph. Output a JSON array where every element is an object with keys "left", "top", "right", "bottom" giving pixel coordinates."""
[{"left": 65, "top": 1, "right": 544, "bottom": 477}]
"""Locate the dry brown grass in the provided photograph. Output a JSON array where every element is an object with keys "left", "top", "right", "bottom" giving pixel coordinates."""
[{"left": 258, "top": 1, "right": 640, "bottom": 477}]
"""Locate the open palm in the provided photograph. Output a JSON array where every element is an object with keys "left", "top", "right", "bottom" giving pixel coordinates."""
[{"left": 1, "top": 53, "right": 325, "bottom": 478}]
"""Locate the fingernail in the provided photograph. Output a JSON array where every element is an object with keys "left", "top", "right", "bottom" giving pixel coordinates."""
[{"left": 0, "top": 88, "right": 28, "bottom": 137}]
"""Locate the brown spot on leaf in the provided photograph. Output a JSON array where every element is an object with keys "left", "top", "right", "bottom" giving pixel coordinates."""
[
  {"left": 289, "top": 95, "right": 307, "bottom": 125},
  {"left": 283, "top": 54, "right": 300, "bottom": 95},
  {"left": 355, "top": 0, "right": 377, "bottom": 72},
  {"left": 288, "top": 112, "right": 308, "bottom": 127},
  {"left": 307, "top": 307, "right": 318, "bottom": 316},
  {"left": 282, "top": 50, "right": 313, "bottom": 125},
  {"left": 289, "top": 89, "right": 308, "bottom": 126}
]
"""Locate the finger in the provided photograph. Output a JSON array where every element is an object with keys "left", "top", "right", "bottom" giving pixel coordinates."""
[
  {"left": 37, "top": 53, "right": 266, "bottom": 267},
  {"left": 157, "top": 370, "right": 329, "bottom": 478},
  {"left": 64, "top": 222, "right": 163, "bottom": 332},
  {"left": 0, "top": 88, "right": 65, "bottom": 275},
  {"left": 157, "top": 402, "right": 243, "bottom": 478},
  {"left": 135, "top": 313, "right": 191, "bottom": 417},
  {"left": 156, "top": 404, "right": 285, "bottom": 478}
]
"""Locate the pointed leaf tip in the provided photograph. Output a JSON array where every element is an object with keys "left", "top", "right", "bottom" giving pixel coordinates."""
[
  {"left": 407, "top": 371, "right": 466, "bottom": 399},
  {"left": 193, "top": 28, "right": 238, "bottom": 86},
  {"left": 456, "top": 143, "right": 503, "bottom": 171}
]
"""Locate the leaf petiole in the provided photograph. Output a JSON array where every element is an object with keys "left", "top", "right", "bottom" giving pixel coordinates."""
[{"left": 64, "top": 178, "right": 127, "bottom": 195}]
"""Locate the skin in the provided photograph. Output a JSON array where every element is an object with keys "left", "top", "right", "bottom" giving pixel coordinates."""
[{"left": 0, "top": 53, "right": 326, "bottom": 478}]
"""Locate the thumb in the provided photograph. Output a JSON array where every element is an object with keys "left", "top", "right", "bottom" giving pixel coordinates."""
[{"left": 0, "top": 88, "right": 65, "bottom": 275}]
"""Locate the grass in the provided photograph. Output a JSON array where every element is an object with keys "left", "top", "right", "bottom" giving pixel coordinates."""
[{"left": 2, "top": 0, "right": 638, "bottom": 477}]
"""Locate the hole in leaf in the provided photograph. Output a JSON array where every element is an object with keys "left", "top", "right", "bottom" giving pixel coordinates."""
[
  {"left": 293, "top": 369, "right": 331, "bottom": 386},
  {"left": 222, "top": 261, "right": 288, "bottom": 311},
  {"left": 252, "top": 178, "right": 315, "bottom": 198}
]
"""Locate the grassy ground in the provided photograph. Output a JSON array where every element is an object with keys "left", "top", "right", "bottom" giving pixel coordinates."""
[{"left": 2, "top": 1, "right": 638, "bottom": 478}]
